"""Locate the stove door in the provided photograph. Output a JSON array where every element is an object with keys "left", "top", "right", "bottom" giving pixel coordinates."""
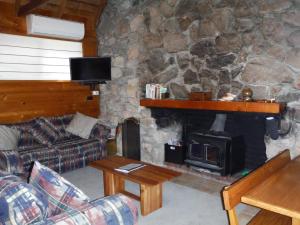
[{"left": 188, "top": 143, "right": 220, "bottom": 166}]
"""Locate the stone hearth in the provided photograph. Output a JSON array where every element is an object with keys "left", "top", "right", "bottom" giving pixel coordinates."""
[{"left": 97, "top": 0, "right": 300, "bottom": 165}]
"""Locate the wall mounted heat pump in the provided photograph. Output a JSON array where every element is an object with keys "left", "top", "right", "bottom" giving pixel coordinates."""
[{"left": 26, "top": 14, "right": 85, "bottom": 41}]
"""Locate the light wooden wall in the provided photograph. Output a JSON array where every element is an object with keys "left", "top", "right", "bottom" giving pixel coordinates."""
[
  {"left": 0, "top": 81, "right": 99, "bottom": 123},
  {"left": 0, "top": 1, "right": 102, "bottom": 122}
]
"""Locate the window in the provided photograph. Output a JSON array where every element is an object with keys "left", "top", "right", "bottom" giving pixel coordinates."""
[{"left": 0, "top": 33, "right": 82, "bottom": 80}]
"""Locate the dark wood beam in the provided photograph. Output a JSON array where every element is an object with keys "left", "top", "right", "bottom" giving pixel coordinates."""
[
  {"left": 95, "top": 0, "right": 107, "bottom": 27},
  {"left": 57, "top": 0, "right": 67, "bottom": 18},
  {"left": 15, "top": 0, "right": 21, "bottom": 16},
  {"left": 18, "top": 0, "right": 52, "bottom": 16}
]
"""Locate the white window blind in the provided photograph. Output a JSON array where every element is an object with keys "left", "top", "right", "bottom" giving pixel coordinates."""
[{"left": 0, "top": 33, "right": 82, "bottom": 80}]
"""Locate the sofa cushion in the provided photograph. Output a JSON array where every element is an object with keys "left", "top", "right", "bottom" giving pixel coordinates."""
[
  {"left": 18, "top": 130, "right": 41, "bottom": 149},
  {"left": 66, "top": 112, "right": 99, "bottom": 139},
  {"left": 0, "top": 125, "right": 20, "bottom": 150},
  {"left": 46, "top": 114, "right": 75, "bottom": 141},
  {"left": 0, "top": 150, "right": 24, "bottom": 175},
  {"left": 89, "top": 123, "right": 111, "bottom": 141},
  {"left": 30, "top": 161, "right": 90, "bottom": 217},
  {"left": 29, "top": 118, "right": 60, "bottom": 146},
  {"left": 0, "top": 174, "right": 48, "bottom": 225},
  {"left": 18, "top": 146, "right": 60, "bottom": 173}
]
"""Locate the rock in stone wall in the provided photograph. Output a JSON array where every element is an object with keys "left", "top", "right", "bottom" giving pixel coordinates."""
[{"left": 97, "top": 0, "right": 300, "bottom": 164}]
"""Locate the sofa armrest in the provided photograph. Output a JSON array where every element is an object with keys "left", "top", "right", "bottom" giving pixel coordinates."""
[
  {"left": 90, "top": 194, "right": 138, "bottom": 225},
  {"left": 34, "top": 194, "right": 138, "bottom": 225},
  {"left": 0, "top": 150, "right": 24, "bottom": 175},
  {"left": 89, "top": 123, "right": 111, "bottom": 143}
]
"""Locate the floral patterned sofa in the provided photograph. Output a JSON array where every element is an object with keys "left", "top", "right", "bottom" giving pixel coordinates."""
[{"left": 0, "top": 114, "right": 110, "bottom": 175}]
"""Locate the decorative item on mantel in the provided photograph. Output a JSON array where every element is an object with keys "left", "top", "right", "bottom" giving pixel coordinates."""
[
  {"left": 145, "top": 84, "right": 169, "bottom": 99},
  {"left": 241, "top": 87, "right": 253, "bottom": 102},
  {"left": 219, "top": 93, "right": 236, "bottom": 101},
  {"left": 188, "top": 92, "right": 212, "bottom": 101}
]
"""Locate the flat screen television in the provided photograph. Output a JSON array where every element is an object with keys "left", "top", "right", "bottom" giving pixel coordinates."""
[{"left": 70, "top": 57, "right": 111, "bottom": 82}]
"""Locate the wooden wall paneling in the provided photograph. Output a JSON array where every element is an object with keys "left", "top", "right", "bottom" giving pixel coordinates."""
[
  {"left": 82, "top": 36, "right": 97, "bottom": 56},
  {"left": 0, "top": 81, "right": 99, "bottom": 123},
  {"left": 0, "top": 2, "right": 27, "bottom": 35},
  {"left": 0, "top": 1, "right": 103, "bottom": 122}
]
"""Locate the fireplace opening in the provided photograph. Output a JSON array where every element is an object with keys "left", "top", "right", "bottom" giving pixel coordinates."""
[{"left": 151, "top": 108, "right": 268, "bottom": 176}]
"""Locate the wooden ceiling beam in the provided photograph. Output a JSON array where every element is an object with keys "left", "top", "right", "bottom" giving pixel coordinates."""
[
  {"left": 18, "top": 0, "right": 52, "bottom": 16},
  {"left": 95, "top": 0, "right": 106, "bottom": 27},
  {"left": 57, "top": 0, "right": 67, "bottom": 18},
  {"left": 15, "top": 0, "right": 21, "bottom": 16}
]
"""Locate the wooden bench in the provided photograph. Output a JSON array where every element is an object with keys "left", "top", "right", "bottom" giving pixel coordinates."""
[{"left": 222, "top": 149, "right": 292, "bottom": 225}]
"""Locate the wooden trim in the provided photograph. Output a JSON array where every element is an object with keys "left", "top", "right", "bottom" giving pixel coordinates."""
[
  {"left": 222, "top": 149, "right": 291, "bottom": 210},
  {"left": 140, "top": 99, "right": 284, "bottom": 114}
]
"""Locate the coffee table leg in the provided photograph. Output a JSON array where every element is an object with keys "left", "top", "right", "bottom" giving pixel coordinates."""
[
  {"left": 103, "top": 171, "right": 124, "bottom": 196},
  {"left": 140, "top": 183, "right": 162, "bottom": 216}
]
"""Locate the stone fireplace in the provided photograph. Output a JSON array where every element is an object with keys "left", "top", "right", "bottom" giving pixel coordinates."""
[{"left": 97, "top": 0, "right": 300, "bottom": 166}]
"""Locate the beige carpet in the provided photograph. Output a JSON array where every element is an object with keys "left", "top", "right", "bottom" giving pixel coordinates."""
[{"left": 62, "top": 166, "right": 257, "bottom": 225}]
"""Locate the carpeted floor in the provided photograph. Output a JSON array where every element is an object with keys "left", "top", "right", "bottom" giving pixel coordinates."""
[{"left": 62, "top": 166, "right": 257, "bottom": 225}]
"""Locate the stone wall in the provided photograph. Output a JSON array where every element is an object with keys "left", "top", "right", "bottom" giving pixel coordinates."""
[{"left": 97, "top": 0, "right": 300, "bottom": 165}]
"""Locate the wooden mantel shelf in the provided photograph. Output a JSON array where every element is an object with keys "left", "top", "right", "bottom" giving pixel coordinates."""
[{"left": 140, "top": 99, "right": 285, "bottom": 114}]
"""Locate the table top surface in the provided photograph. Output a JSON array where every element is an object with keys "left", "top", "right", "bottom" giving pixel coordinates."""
[
  {"left": 89, "top": 156, "right": 181, "bottom": 185},
  {"left": 242, "top": 156, "right": 300, "bottom": 219}
]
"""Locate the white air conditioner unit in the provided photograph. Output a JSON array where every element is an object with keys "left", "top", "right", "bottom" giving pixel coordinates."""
[{"left": 26, "top": 14, "right": 85, "bottom": 41}]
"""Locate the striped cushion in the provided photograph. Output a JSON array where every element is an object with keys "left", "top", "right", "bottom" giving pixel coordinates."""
[
  {"left": 18, "top": 130, "right": 41, "bottom": 149},
  {"left": 29, "top": 118, "right": 60, "bottom": 146},
  {"left": 0, "top": 174, "right": 48, "bottom": 225},
  {"left": 46, "top": 115, "right": 75, "bottom": 141},
  {"left": 29, "top": 161, "right": 90, "bottom": 217},
  {"left": 89, "top": 123, "right": 111, "bottom": 141},
  {"left": 0, "top": 150, "right": 24, "bottom": 175}
]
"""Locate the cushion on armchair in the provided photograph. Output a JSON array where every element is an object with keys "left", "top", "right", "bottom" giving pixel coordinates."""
[
  {"left": 0, "top": 174, "right": 48, "bottom": 225},
  {"left": 29, "top": 161, "right": 90, "bottom": 217}
]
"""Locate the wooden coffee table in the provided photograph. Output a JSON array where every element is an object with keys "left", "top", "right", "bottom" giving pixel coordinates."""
[{"left": 90, "top": 156, "right": 181, "bottom": 216}]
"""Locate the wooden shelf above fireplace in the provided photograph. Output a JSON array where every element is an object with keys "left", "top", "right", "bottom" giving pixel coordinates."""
[{"left": 140, "top": 99, "right": 285, "bottom": 114}]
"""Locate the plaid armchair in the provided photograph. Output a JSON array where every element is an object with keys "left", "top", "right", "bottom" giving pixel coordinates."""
[{"left": 0, "top": 169, "right": 138, "bottom": 225}]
